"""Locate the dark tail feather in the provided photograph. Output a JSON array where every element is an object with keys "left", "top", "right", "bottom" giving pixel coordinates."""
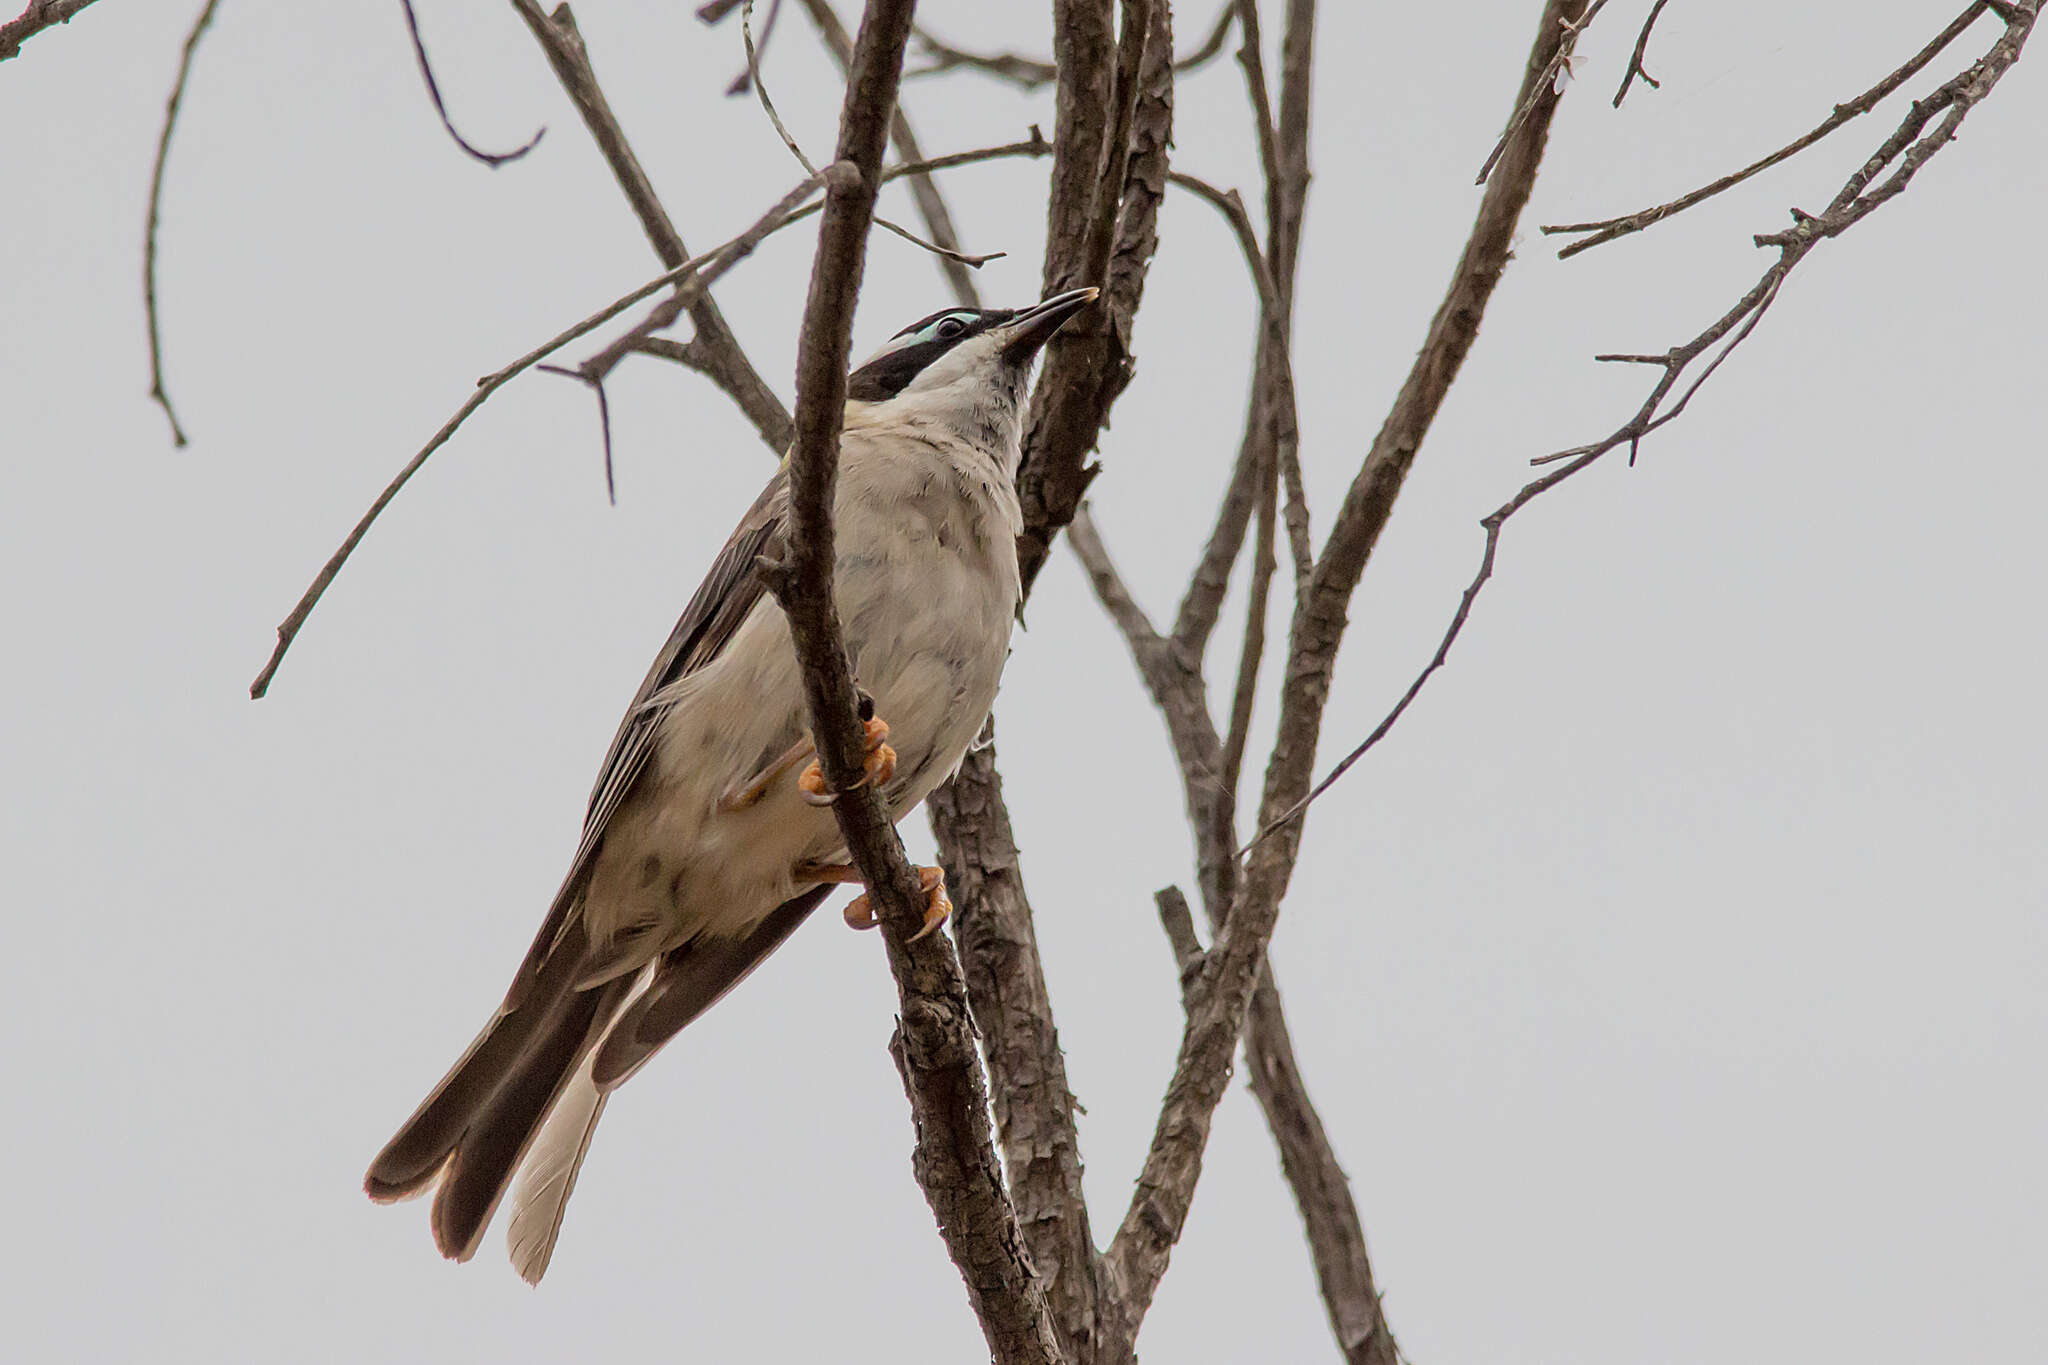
[
  {"left": 427, "top": 976, "right": 630, "bottom": 1262},
  {"left": 591, "top": 889, "right": 825, "bottom": 1089},
  {"left": 364, "top": 921, "right": 593, "bottom": 1204}
]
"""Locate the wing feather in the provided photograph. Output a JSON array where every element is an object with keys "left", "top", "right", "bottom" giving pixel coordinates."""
[{"left": 503, "top": 468, "right": 791, "bottom": 1009}]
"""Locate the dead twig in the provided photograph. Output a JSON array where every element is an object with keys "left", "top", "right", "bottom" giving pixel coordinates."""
[
  {"left": 542, "top": 132, "right": 1049, "bottom": 484},
  {"left": 1247, "top": 0, "right": 2039, "bottom": 852},
  {"left": 248, "top": 172, "right": 826, "bottom": 700},
  {"left": 791, "top": 0, "right": 983, "bottom": 306},
  {"left": 143, "top": 0, "right": 222, "bottom": 449},
  {"left": 1546, "top": 1, "right": 1995, "bottom": 257},
  {"left": 1476, "top": 0, "right": 1613, "bottom": 185},
  {"left": 1611, "top": 0, "right": 1670, "bottom": 107},
  {"left": 1106, "top": 1, "right": 1590, "bottom": 1336},
  {"left": 510, "top": 0, "right": 792, "bottom": 452},
  {"left": 723, "top": 0, "right": 1003, "bottom": 270},
  {"left": 397, "top": 0, "right": 544, "bottom": 166}
]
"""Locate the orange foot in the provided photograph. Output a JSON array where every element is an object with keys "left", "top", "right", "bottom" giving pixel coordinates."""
[
  {"left": 795, "top": 862, "right": 952, "bottom": 943},
  {"left": 797, "top": 715, "right": 895, "bottom": 807}
]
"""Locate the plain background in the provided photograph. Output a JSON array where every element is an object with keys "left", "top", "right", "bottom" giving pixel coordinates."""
[{"left": 3, "top": 2, "right": 2042, "bottom": 1361}]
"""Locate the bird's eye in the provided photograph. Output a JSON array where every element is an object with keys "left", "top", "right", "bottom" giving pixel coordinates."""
[{"left": 935, "top": 317, "right": 966, "bottom": 340}]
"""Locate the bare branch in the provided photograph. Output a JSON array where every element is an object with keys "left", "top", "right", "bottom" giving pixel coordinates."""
[
  {"left": 543, "top": 132, "right": 1049, "bottom": 473},
  {"left": 1166, "top": 173, "right": 1310, "bottom": 580},
  {"left": 535, "top": 362, "right": 617, "bottom": 503},
  {"left": 758, "top": 6, "right": 1061, "bottom": 1360},
  {"left": 0, "top": 0, "right": 101, "bottom": 61},
  {"left": 1249, "top": 0, "right": 2039, "bottom": 852},
  {"left": 509, "top": 0, "right": 792, "bottom": 452},
  {"left": 1245, "top": 970, "right": 1399, "bottom": 1363},
  {"left": 1171, "top": 438, "right": 1264, "bottom": 659},
  {"left": 1014, "top": 0, "right": 1171, "bottom": 593},
  {"left": 720, "top": 0, "right": 783, "bottom": 94},
  {"left": 1611, "top": 0, "right": 1670, "bottom": 107},
  {"left": 1107, "top": 0, "right": 1591, "bottom": 1329},
  {"left": 904, "top": 4, "right": 1233, "bottom": 90},
  {"left": 249, "top": 173, "right": 825, "bottom": 700},
  {"left": 925, "top": 742, "right": 1100, "bottom": 1359},
  {"left": 1217, "top": 448, "right": 1274, "bottom": 810},
  {"left": 791, "top": 0, "right": 982, "bottom": 306},
  {"left": 399, "top": 0, "right": 545, "bottom": 166},
  {"left": 142, "top": 0, "right": 221, "bottom": 449},
  {"left": 1475, "top": 0, "right": 1613, "bottom": 185},
  {"left": 921, "top": 9, "right": 1176, "bottom": 1361},
  {"left": 721, "top": 0, "right": 1004, "bottom": 272},
  {"left": 1546, "top": 1, "right": 1994, "bottom": 257}
]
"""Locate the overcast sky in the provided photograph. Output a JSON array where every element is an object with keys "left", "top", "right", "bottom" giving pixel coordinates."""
[{"left": 4, "top": 3, "right": 2043, "bottom": 1362}]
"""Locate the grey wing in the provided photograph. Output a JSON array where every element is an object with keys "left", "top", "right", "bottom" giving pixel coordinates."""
[{"left": 503, "top": 466, "right": 790, "bottom": 1007}]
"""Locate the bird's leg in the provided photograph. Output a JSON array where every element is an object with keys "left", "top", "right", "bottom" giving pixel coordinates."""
[
  {"left": 717, "top": 736, "right": 816, "bottom": 813},
  {"left": 797, "top": 714, "right": 895, "bottom": 806},
  {"left": 793, "top": 862, "right": 952, "bottom": 942}
]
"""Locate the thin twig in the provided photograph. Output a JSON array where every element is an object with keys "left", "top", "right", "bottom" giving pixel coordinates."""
[
  {"left": 1246, "top": 0, "right": 2039, "bottom": 851},
  {"left": 728, "top": 0, "right": 1003, "bottom": 269},
  {"left": 398, "top": 0, "right": 545, "bottom": 166},
  {"left": 903, "top": 3, "right": 1234, "bottom": 89},
  {"left": 1107, "top": 0, "right": 1590, "bottom": 1334},
  {"left": 249, "top": 173, "right": 826, "bottom": 699},
  {"left": 721, "top": 0, "right": 783, "bottom": 94},
  {"left": 1611, "top": 0, "right": 1670, "bottom": 106},
  {"left": 1475, "top": 0, "right": 1613, "bottom": 185},
  {"left": 511, "top": 0, "right": 792, "bottom": 452},
  {"left": 536, "top": 362, "right": 616, "bottom": 503},
  {"left": 1546, "top": 1, "right": 1994, "bottom": 257},
  {"left": 143, "top": 0, "right": 222, "bottom": 449},
  {"left": 791, "top": 0, "right": 982, "bottom": 306},
  {"left": 1167, "top": 171, "right": 1311, "bottom": 581},
  {"left": 543, "top": 132, "right": 1048, "bottom": 474}
]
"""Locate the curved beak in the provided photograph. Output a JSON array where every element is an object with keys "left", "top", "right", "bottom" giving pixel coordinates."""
[{"left": 998, "top": 286, "right": 1100, "bottom": 365}]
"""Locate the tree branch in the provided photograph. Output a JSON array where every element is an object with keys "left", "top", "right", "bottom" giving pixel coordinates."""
[
  {"left": 1015, "top": 0, "right": 1169, "bottom": 593},
  {"left": 541, "top": 131, "right": 1048, "bottom": 481},
  {"left": 757, "top": 5, "right": 1062, "bottom": 1361},
  {"left": 1106, "top": 0, "right": 1589, "bottom": 1330},
  {"left": 1544, "top": 1, "right": 1995, "bottom": 258},
  {"left": 509, "top": 0, "right": 793, "bottom": 452},
  {"left": 1251, "top": 0, "right": 2040, "bottom": 854},
  {"left": 0, "top": 0, "right": 101, "bottom": 61},
  {"left": 249, "top": 173, "right": 825, "bottom": 699},
  {"left": 1611, "top": 0, "right": 1670, "bottom": 107},
  {"left": 792, "top": 0, "right": 982, "bottom": 306},
  {"left": 924, "top": 8, "right": 1175, "bottom": 1361},
  {"left": 902, "top": 2, "right": 1233, "bottom": 90}
]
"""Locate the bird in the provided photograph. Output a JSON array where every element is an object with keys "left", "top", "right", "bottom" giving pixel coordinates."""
[{"left": 363, "top": 286, "right": 1099, "bottom": 1283}]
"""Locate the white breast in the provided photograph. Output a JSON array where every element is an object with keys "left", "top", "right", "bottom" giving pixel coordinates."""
[{"left": 585, "top": 424, "right": 1021, "bottom": 954}]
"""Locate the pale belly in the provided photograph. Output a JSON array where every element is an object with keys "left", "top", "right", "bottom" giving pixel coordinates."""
[{"left": 579, "top": 482, "right": 1019, "bottom": 957}]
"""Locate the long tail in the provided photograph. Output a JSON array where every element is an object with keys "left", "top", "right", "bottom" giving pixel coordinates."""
[
  {"left": 366, "top": 890, "right": 828, "bottom": 1279},
  {"left": 505, "top": 1054, "right": 608, "bottom": 1284},
  {"left": 363, "top": 921, "right": 631, "bottom": 1265}
]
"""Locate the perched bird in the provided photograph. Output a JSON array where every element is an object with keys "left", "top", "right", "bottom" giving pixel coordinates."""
[{"left": 364, "top": 287, "right": 1098, "bottom": 1282}]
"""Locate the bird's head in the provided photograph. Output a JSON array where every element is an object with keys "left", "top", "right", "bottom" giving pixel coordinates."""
[{"left": 846, "top": 287, "right": 1099, "bottom": 452}]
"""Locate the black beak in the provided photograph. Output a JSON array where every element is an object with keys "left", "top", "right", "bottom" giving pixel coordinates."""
[{"left": 999, "top": 286, "right": 1099, "bottom": 365}]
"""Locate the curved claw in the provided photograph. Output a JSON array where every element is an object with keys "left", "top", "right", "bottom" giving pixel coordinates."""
[
  {"left": 798, "top": 716, "right": 894, "bottom": 806},
  {"left": 840, "top": 865, "right": 951, "bottom": 940}
]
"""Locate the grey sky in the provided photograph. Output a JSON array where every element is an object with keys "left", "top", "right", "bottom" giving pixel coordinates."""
[{"left": 3, "top": 2, "right": 2042, "bottom": 1361}]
